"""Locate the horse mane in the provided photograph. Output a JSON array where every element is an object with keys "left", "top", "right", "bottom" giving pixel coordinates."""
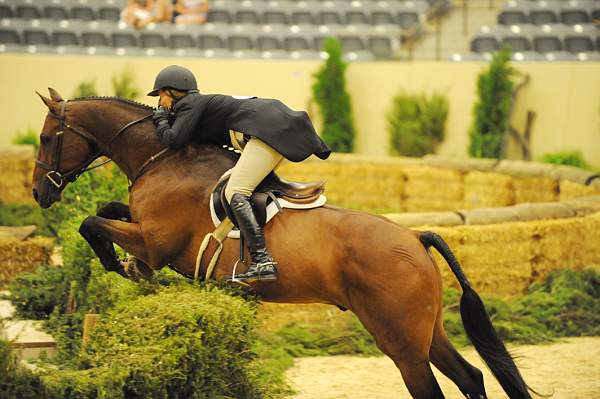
[{"left": 71, "top": 96, "right": 155, "bottom": 112}]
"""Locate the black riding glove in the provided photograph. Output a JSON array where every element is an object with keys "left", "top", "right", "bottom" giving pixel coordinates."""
[
  {"left": 152, "top": 107, "right": 171, "bottom": 139},
  {"left": 152, "top": 107, "right": 170, "bottom": 123}
]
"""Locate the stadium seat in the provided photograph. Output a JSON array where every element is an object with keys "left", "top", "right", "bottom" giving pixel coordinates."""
[
  {"left": 169, "top": 33, "right": 196, "bottom": 49},
  {"left": 0, "top": 5, "right": 13, "bottom": 19},
  {"left": 23, "top": 29, "right": 51, "bottom": 45},
  {"left": 371, "top": 11, "right": 395, "bottom": 25},
  {"left": 198, "top": 34, "right": 226, "bottom": 50},
  {"left": 368, "top": 36, "right": 394, "bottom": 59},
  {"left": 284, "top": 36, "right": 311, "bottom": 51},
  {"left": 317, "top": 11, "right": 343, "bottom": 25},
  {"left": 0, "top": 29, "right": 20, "bottom": 44},
  {"left": 471, "top": 35, "right": 500, "bottom": 53},
  {"left": 208, "top": 10, "right": 232, "bottom": 24},
  {"left": 340, "top": 35, "right": 365, "bottom": 52},
  {"left": 257, "top": 36, "right": 282, "bottom": 51},
  {"left": 263, "top": 11, "right": 288, "bottom": 25},
  {"left": 140, "top": 33, "right": 168, "bottom": 48},
  {"left": 530, "top": 9, "right": 559, "bottom": 26},
  {"left": 81, "top": 31, "right": 109, "bottom": 47},
  {"left": 98, "top": 7, "right": 120, "bottom": 22},
  {"left": 564, "top": 35, "right": 595, "bottom": 52},
  {"left": 501, "top": 36, "right": 532, "bottom": 52},
  {"left": 533, "top": 35, "right": 563, "bottom": 53},
  {"left": 498, "top": 10, "right": 528, "bottom": 25},
  {"left": 346, "top": 10, "right": 369, "bottom": 25},
  {"left": 397, "top": 12, "right": 420, "bottom": 30},
  {"left": 71, "top": 6, "right": 96, "bottom": 21},
  {"left": 110, "top": 32, "right": 137, "bottom": 48},
  {"left": 291, "top": 11, "right": 315, "bottom": 25},
  {"left": 560, "top": 9, "right": 591, "bottom": 25},
  {"left": 16, "top": 5, "right": 42, "bottom": 20},
  {"left": 52, "top": 30, "right": 79, "bottom": 46},
  {"left": 229, "top": 35, "right": 254, "bottom": 51},
  {"left": 236, "top": 10, "right": 260, "bottom": 24},
  {"left": 44, "top": 6, "right": 69, "bottom": 21}
]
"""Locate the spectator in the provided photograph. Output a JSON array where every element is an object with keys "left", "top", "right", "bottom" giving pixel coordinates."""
[
  {"left": 173, "top": 0, "right": 210, "bottom": 25},
  {"left": 121, "top": 0, "right": 173, "bottom": 29}
]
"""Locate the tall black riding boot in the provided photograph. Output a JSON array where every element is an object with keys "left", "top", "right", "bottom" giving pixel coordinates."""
[{"left": 230, "top": 193, "right": 278, "bottom": 283}]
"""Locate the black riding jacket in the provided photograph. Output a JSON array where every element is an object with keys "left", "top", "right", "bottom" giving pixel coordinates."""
[{"left": 155, "top": 93, "right": 331, "bottom": 162}]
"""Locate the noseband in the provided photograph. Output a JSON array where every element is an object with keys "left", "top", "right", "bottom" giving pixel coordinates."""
[{"left": 35, "top": 99, "right": 152, "bottom": 188}]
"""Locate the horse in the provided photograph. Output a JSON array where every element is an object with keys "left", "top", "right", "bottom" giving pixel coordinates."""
[{"left": 32, "top": 89, "right": 533, "bottom": 399}]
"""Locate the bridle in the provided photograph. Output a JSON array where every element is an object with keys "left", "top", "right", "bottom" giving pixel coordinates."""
[{"left": 35, "top": 99, "right": 158, "bottom": 189}]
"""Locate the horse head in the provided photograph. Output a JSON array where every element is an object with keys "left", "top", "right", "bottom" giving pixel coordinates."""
[{"left": 33, "top": 88, "right": 100, "bottom": 208}]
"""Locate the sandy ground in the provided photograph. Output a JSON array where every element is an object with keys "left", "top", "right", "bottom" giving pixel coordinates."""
[{"left": 286, "top": 337, "right": 600, "bottom": 399}]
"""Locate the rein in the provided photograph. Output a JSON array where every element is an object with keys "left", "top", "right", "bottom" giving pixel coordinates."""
[{"left": 35, "top": 99, "right": 164, "bottom": 189}]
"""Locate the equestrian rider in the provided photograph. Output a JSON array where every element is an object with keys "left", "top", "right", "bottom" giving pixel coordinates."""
[{"left": 149, "top": 65, "right": 331, "bottom": 283}]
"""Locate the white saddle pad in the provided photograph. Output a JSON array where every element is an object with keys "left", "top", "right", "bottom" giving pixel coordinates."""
[{"left": 209, "top": 170, "right": 327, "bottom": 239}]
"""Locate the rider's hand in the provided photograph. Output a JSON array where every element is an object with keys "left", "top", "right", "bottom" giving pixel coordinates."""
[{"left": 152, "top": 107, "right": 170, "bottom": 123}]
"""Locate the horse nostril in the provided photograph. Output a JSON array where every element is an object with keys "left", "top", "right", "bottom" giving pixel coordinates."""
[{"left": 32, "top": 188, "right": 39, "bottom": 202}]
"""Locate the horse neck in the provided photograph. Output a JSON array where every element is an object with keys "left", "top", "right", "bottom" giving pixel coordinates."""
[{"left": 72, "top": 100, "right": 161, "bottom": 181}]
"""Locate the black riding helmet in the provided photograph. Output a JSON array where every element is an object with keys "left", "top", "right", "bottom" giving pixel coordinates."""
[{"left": 147, "top": 65, "right": 198, "bottom": 97}]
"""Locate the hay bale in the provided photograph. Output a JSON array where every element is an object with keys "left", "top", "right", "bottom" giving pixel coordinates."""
[
  {"left": 463, "top": 171, "right": 515, "bottom": 209},
  {"left": 0, "top": 237, "right": 54, "bottom": 287},
  {"left": 0, "top": 146, "right": 36, "bottom": 204},
  {"left": 494, "top": 160, "right": 555, "bottom": 178},
  {"left": 402, "top": 166, "right": 464, "bottom": 212},
  {"left": 559, "top": 180, "right": 600, "bottom": 201},
  {"left": 383, "top": 212, "right": 463, "bottom": 227},
  {"left": 422, "top": 155, "right": 498, "bottom": 172},
  {"left": 430, "top": 223, "right": 534, "bottom": 297},
  {"left": 531, "top": 213, "right": 600, "bottom": 280},
  {"left": 512, "top": 176, "right": 558, "bottom": 203}
]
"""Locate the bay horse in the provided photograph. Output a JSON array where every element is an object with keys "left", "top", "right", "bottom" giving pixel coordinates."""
[{"left": 32, "top": 89, "right": 533, "bottom": 399}]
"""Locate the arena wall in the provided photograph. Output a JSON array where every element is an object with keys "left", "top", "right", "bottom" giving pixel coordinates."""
[{"left": 1, "top": 54, "right": 599, "bottom": 167}]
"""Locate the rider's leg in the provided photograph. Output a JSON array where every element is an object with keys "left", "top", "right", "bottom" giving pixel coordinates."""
[{"left": 225, "top": 137, "right": 284, "bottom": 282}]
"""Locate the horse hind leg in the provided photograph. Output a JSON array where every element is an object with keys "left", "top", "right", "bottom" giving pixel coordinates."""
[
  {"left": 429, "top": 319, "right": 486, "bottom": 399},
  {"left": 352, "top": 305, "right": 444, "bottom": 398}
]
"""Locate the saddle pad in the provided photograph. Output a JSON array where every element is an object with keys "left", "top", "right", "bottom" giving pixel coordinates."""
[{"left": 209, "top": 171, "right": 327, "bottom": 239}]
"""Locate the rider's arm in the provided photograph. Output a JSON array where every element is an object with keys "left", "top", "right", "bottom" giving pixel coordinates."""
[{"left": 155, "top": 98, "right": 203, "bottom": 150}]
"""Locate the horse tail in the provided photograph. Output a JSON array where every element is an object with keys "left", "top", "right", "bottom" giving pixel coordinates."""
[{"left": 419, "top": 231, "right": 532, "bottom": 399}]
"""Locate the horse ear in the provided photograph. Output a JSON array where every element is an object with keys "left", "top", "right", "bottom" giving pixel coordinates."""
[
  {"left": 48, "top": 88, "right": 63, "bottom": 102},
  {"left": 36, "top": 91, "right": 57, "bottom": 112}
]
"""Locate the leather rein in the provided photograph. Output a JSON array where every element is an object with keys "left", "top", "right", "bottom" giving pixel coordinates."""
[{"left": 35, "top": 99, "right": 168, "bottom": 189}]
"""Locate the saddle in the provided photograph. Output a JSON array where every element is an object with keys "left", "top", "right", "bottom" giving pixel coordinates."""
[{"left": 210, "top": 170, "right": 327, "bottom": 238}]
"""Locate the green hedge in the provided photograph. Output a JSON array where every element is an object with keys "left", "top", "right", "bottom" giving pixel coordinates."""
[{"left": 39, "top": 285, "right": 275, "bottom": 399}]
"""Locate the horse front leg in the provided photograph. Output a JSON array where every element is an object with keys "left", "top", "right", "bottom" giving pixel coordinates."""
[{"left": 79, "top": 210, "right": 154, "bottom": 280}]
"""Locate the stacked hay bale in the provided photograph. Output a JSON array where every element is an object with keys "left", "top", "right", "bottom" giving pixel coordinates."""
[
  {"left": 401, "top": 166, "right": 464, "bottom": 212},
  {"left": 278, "top": 154, "right": 414, "bottom": 212},
  {"left": 463, "top": 171, "right": 515, "bottom": 209},
  {"left": 432, "top": 222, "right": 535, "bottom": 297},
  {"left": 0, "top": 146, "right": 35, "bottom": 204},
  {"left": 0, "top": 235, "right": 54, "bottom": 287}
]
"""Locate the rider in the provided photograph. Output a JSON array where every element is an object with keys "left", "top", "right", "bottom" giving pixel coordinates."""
[{"left": 148, "top": 65, "right": 331, "bottom": 283}]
